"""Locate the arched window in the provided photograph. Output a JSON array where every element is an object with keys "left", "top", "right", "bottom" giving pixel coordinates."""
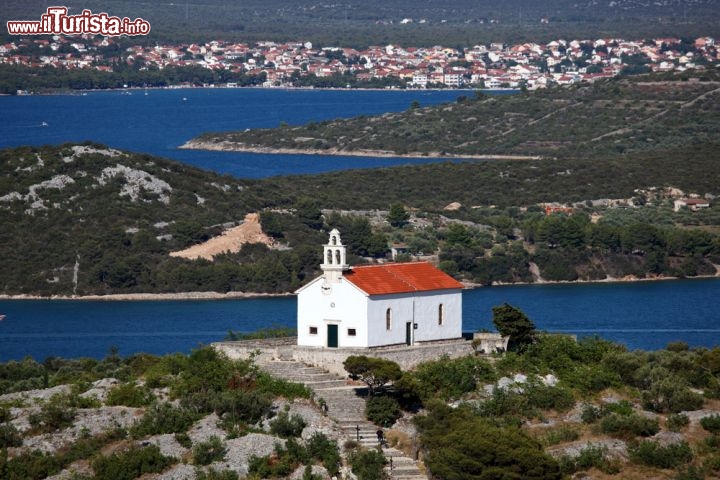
[
  {"left": 438, "top": 304, "right": 444, "bottom": 325},
  {"left": 386, "top": 308, "right": 392, "bottom": 330},
  {"left": 335, "top": 249, "right": 341, "bottom": 264},
  {"left": 331, "top": 236, "right": 337, "bottom": 246},
  {"left": 326, "top": 250, "right": 333, "bottom": 264}
]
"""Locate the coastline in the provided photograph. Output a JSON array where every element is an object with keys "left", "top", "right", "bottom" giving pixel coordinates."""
[
  {"left": 473, "top": 271, "right": 720, "bottom": 289},
  {"left": 17, "top": 85, "right": 505, "bottom": 96},
  {"left": 1, "top": 273, "right": 717, "bottom": 302},
  {"left": 0, "top": 291, "right": 292, "bottom": 302},
  {"left": 179, "top": 140, "right": 543, "bottom": 161}
]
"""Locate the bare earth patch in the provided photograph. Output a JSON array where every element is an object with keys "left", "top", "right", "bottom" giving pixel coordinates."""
[{"left": 169, "top": 213, "right": 275, "bottom": 261}]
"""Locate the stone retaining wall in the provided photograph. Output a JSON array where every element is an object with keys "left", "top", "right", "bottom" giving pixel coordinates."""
[{"left": 213, "top": 337, "right": 474, "bottom": 376}]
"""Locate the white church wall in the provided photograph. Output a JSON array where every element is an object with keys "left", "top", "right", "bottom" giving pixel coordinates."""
[
  {"left": 412, "top": 290, "right": 462, "bottom": 342},
  {"left": 297, "top": 277, "right": 369, "bottom": 348},
  {"left": 366, "top": 290, "right": 462, "bottom": 346}
]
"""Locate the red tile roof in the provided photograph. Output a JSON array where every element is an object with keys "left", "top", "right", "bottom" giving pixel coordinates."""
[{"left": 344, "top": 262, "right": 464, "bottom": 296}]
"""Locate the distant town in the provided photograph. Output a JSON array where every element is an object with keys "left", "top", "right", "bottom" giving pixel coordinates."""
[{"left": 1, "top": 34, "right": 717, "bottom": 91}]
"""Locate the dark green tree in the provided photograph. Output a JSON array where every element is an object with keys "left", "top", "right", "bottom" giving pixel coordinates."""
[
  {"left": 343, "top": 356, "right": 402, "bottom": 395},
  {"left": 387, "top": 203, "right": 410, "bottom": 228},
  {"left": 492, "top": 303, "right": 536, "bottom": 351}
]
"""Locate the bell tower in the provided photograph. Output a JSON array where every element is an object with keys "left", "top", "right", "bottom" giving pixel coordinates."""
[{"left": 322, "top": 228, "right": 349, "bottom": 285}]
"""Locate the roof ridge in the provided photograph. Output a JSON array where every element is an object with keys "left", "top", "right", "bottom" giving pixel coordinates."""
[{"left": 381, "top": 264, "right": 419, "bottom": 292}]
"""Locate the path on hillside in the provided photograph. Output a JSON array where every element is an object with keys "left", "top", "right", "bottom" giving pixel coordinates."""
[
  {"left": 591, "top": 86, "right": 720, "bottom": 142},
  {"left": 257, "top": 359, "right": 427, "bottom": 480}
]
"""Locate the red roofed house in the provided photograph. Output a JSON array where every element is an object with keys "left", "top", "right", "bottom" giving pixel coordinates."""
[{"left": 296, "top": 229, "right": 463, "bottom": 349}]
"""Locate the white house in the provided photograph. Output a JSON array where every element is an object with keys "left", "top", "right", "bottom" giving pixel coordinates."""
[
  {"left": 674, "top": 198, "right": 710, "bottom": 212},
  {"left": 296, "top": 229, "right": 464, "bottom": 349}
]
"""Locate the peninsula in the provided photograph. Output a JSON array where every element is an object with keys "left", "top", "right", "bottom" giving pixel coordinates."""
[{"left": 185, "top": 70, "right": 720, "bottom": 160}]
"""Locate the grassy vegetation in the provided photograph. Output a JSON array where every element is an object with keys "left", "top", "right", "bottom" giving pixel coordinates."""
[
  {"left": 196, "top": 71, "right": 720, "bottom": 159},
  {"left": 0, "top": 135, "right": 720, "bottom": 294},
  {"left": 0, "top": 346, "right": 326, "bottom": 479},
  {"left": 2, "top": 328, "right": 720, "bottom": 478}
]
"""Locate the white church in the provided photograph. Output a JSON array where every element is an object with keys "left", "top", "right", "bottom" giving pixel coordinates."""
[{"left": 296, "top": 229, "right": 464, "bottom": 349}]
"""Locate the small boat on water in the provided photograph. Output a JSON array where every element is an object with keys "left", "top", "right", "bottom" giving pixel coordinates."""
[{"left": 0, "top": 314, "right": 5, "bottom": 321}]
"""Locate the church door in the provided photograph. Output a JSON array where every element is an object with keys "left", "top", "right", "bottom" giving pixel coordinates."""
[
  {"left": 327, "top": 324, "right": 338, "bottom": 348},
  {"left": 405, "top": 322, "right": 412, "bottom": 346}
]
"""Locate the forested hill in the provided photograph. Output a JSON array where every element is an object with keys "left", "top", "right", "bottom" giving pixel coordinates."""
[
  {"left": 0, "top": 144, "right": 316, "bottom": 297},
  {"left": 1, "top": 0, "right": 718, "bottom": 46},
  {"left": 1, "top": 142, "right": 719, "bottom": 296},
  {"left": 189, "top": 71, "right": 720, "bottom": 159}
]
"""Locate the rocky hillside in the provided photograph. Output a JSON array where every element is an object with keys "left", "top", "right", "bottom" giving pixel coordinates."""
[{"left": 0, "top": 143, "right": 320, "bottom": 296}]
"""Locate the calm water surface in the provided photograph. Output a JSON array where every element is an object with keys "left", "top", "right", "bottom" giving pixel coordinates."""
[
  {"left": 0, "top": 88, "right": 477, "bottom": 178},
  {"left": 1, "top": 279, "right": 718, "bottom": 361},
  {"left": 0, "top": 88, "right": 718, "bottom": 360}
]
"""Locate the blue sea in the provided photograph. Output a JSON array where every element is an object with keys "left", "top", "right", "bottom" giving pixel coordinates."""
[
  {"left": 0, "top": 88, "right": 480, "bottom": 178},
  {"left": 0, "top": 88, "right": 718, "bottom": 360},
  {"left": 0, "top": 279, "right": 719, "bottom": 361}
]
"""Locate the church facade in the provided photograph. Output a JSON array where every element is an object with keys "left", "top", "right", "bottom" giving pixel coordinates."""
[{"left": 296, "top": 229, "right": 464, "bottom": 349}]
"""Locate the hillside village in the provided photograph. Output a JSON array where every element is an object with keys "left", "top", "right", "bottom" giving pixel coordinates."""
[{"left": 2, "top": 34, "right": 717, "bottom": 91}]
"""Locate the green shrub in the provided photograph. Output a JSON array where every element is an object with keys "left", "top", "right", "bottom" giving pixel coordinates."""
[
  {"left": 248, "top": 439, "right": 305, "bottom": 478},
  {"left": 703, "top": 454, "right": 720, "bottom": 475},
  {"left": 477, "top": 380, "right": 574, "bottom": 419},
  {"left": 195, "top": 468, "right": 240, "bottom": 480},
  {"left": 269, "top": 410, "right": 307, "bottom": 438},
  {"left": 581, "top": 403, "right": 602, "bottom": 424},
  {"left": 701, "top": 414, "right": 720, "bottom": 434},
  {"left": 0, "top": 423, "right": 23, "bottom": 448},
  {"left": 642, "top": 378, "right": 704, "bottom": 413},
  {"left": 559, "top": 444, "right": 621, "bottom": 475},
  {"left": 306, "top": 432, "right": 341, "bottom": 477},
  {"left": 629, "top": 440, "right": 693, "bottom": 469},
  {"left": 705, "top": 434, "right": 720, "bottom": 450},
  {"left": 575, "top": 444, "right": 621, "bottom": 474},
  {"left": 0, "top": 449, "right": 62, "bottom": 480},
  {"left": 28, "top": 394, "right": 76, "bottom": 433},
  {"left": 415, "top": 404, "right": 561, "bottom": 479},
  {"left": 130, "top": 402, "right": 200, "bottom": 437},
  {"left": 0, "top": 405, "right": 10, "bottom": 423},
  {"left": 212, "top": 389, "right": 273, "bottom": 429},
  {"left": 255, "top": 373, "right": 312, "bottom": 400},
  {"left": 348, "top": 448, "right": 387, "bottom": 480},
  {"left": 674, "top": 465, "right": 705, "bottom": 480},
  {"left": 171, "top": 346, "right": 252, "bottom": 398},
  {"left": 525, "top": 383, "right": 575, "bottom": 412},
  {"left": 667, "top": 341, "right": 690, "bottom": 352},
  {"left": 667, "top": 413, "right": 691, "bottom": 432},
  {"left": 193, "top": 436, "right": 227, "bottom": 465},
  {"left": 540, "top": 424, "right": 580, "bottom": 446},
  {"left": 174, "top": 432, "right": 192, "bottom": 448},
  {"left": 600, "top": 413, "right": 659, "bottom": 438},
  {"left": 398, "top": 355, "right": 495, "bottom": 402},
  {"left": 92, "top": 444, "right": 176, "bottom": 480},
  {"left": 366, "top": 395, "right": 402, "bottom": 427},
  {"left": 603, "top": 400, "right": 634, "bottom": 416},
  {"left": 224, "top": 327, "right": 296, "bottom": 341},
  {"left": 106, "top": 382, "right": 154, "bottom": 407}
]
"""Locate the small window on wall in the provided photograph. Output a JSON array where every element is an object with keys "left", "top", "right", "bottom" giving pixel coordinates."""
[
  {"left": 386, "top": 308, "right": 392, "bottom": 330},
  {"left": 348, "top": 328, "right": 357, "bottom": 336},
  {"left": 309, "top": 326, "right": 318, "bottom": 335},
  {"left": 438, "top": 304, "right": 444, "bottom": 325}
]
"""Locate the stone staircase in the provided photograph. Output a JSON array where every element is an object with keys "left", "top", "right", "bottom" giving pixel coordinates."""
[{"left": 257, "top": 360, "right": 427, "bottom": 480}]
